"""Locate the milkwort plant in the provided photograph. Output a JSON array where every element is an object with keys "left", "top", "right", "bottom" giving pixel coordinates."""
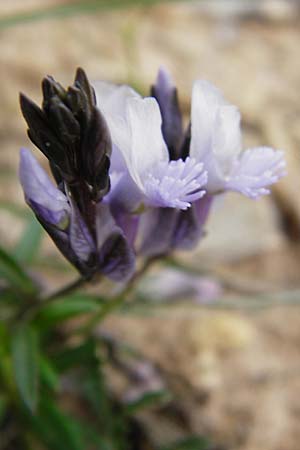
[{"left": 0, "top": 67, "right": 286, "bottom": 450}]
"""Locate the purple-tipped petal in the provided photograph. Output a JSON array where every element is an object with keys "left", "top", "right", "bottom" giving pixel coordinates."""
[
  {"left": 19, "top": 148, "right": 70, "bottom": 228},
  {"left": 96, "top": 204, "right": 135, "bottom": 281},
  {"left": 41, "top": 221, "right": 92, "bottom": 275},
  {"left": 139, "top": 194, "right": 214, "bottom": 256},
  {"left": 113, "top": 211, "right": 139, "bottom": 247},
  {"left": 172, "top": 194, "right": 214, "bottom": 249},
  {"left": 69, "top": 199, "right": 95, "bottom": 262},
  {"left": 139, "top": 208, "right": 178, "bottom": 257},
  {"left": 105, "top": 171, "right": 144, "bottom": 214},
  {"left": 151, "top": 67, "right": 184, "bottom": 159}
]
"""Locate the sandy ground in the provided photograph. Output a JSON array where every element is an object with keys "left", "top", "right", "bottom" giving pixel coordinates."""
[{"left": 1, "top": 1, "right": 300, "bottom": 449}]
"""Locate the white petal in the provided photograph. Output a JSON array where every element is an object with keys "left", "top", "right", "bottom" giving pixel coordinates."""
[
  {"left": 93, "top": 81, "right": 140, "bottom": 119},
  {"left": 212, "top": 105, "right": 242, "bottom": 171},
  {"left": 125, "top": 97, "right": 169, "bottom": 189},
  {"left": 106, "top": 97, "right": 169, "bottom": 192},
  {"left": 190, "top": 80, "right": 227, "bottom": 162},
  {"left": 190, "top": 80, "right": 242, "bottom": 193},
  {"left": 93, "top": 81, "right": 140, "bottom": 175}
]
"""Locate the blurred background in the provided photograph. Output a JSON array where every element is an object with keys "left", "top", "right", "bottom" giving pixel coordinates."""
[{"left": 1, "top": 1, "right": 300, "bottom": 449}]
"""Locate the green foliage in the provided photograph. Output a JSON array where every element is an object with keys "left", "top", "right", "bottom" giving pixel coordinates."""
[
  {"left": 14, "top": 215, "right": 43, "bottom": 264},
  {"left": 11, "top": 324, "right": 39, "bottom": 412},
  {"left": 0, "top": 245, "right": 37, "bottom": 295},
  {"left": 28, "top": 396, "right": 86, "bottom": 450},
  {"left": 35, "top": 293, "right": 104, "bottom": 328},
  {"left": 0, "top": 233, "right": 214, "bottom": 449},
  {"left": 125, "top": 389, "right": 171, "bottom": 414}
]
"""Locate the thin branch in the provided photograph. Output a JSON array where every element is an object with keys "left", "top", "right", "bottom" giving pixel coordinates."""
[
  {"left": 165, "top": 256, "right": 280, "bottom": 295},
  {"left": 40, "top": 276, "right": 87, "bottom": 303},
  {"left": 80, "top": 256, "right": 158, "bottom": 334},
  {"left": 122, "top": 289, "right": 300, "bottom": 315},
  {"left": 16, "top": 275, "right": 87, "bottom": 323}
]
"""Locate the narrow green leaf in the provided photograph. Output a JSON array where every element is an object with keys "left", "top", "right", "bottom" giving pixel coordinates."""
[
  {"left": 0, "top": 245, "right": 37, "bottom": 295},
  {"left": 29, "top": 396, "right": 85, "bottom": 450},
  {"left": 40, "top": 356, "right": 59, "bottom": 392},
  {"left": 36, "top": 293, "right": 104, "bottom": 327},
  {"left": 125, "top": 389, "right": 171, "bottom": 414},
  {"left": 53, "top": 339, "right": 98, "bottom": 372},
  {"left": 11, "top": 324, "right": 39, "bottom": 412},
  {"left": 81, "top": 354, "right": 127, "bottom": 447},
  {"left": 14, "top": 215, "right": 43, "bottom": 264}
]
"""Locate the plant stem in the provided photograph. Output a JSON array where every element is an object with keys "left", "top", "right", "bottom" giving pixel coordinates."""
[
  {"left": 41, "top": 276, "right": 87, "bottom": 303},
  {"left": 16, "top": 276, "right": 87, "bottom": 323},
  {"left": 80, "top": 257, "right": 158, "bottom": 335},
  {"left": 165, "top": 256, "right": 279, "bottom": 295}
]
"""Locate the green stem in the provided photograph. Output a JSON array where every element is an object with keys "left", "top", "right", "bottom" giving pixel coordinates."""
[
  {"left": 16, "top": 276, "right": 87, "bottom": 323},
  {"left": 40, "top": 276, "right": 87, "bottom": 303},
  {"left": 80, "top": 257, "right": 158, "bottom": 335}
]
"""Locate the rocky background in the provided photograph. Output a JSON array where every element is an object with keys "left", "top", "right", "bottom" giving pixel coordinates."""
[{"left": 1, "top": 1, "right": 300, "bottom": 449}]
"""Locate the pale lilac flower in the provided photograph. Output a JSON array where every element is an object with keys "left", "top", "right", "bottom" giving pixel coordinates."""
[
  {"left": 19, "top": 147, "right": 70, "bottom": 229},
  {"left": 94, "top": 82, "right": 207, "bottom": 212},
  {"left": 137, "top": 68, "right": 286, "bottom": 257},
  {"left": 19, "top": 147, "right": 93, "bottom": 266},
  {"left": 19, "top": 147, "right": 134, "bottom": 280},
  {"left": 190, "top": 80, "right": 286, "bottom": 198}
]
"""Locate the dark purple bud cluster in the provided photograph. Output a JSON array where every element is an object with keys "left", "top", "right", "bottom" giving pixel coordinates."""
[{"left": 19, "top": 69, "right": 134, "bottom": 281}]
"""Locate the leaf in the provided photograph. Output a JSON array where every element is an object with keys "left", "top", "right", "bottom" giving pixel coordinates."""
[
  {"left": 0, "top": 245, "right": 37, "bottom": 295},
  {"left": 125, "top": 389, "right": 171, "bottom": 414},
  {"left": 40, "top": 356, "right": 59, "bottom": 392},
  {"left": 81, "top": 356, "right": 108, "bottom": 418},
  {"left": 53, "top": 339, "right": 126, "bottom": 448},
  {"left": 81, "top": 353, "right": 127, "bottom": 448},
  {"left": 0, "top": 288, "right": 23, "bottom": 321},
  {"left": 53, "top": 339, "right": 98, "bottom": 372},
  {"left": 11, "top": 324, "right": 39, "bottom": 412},
  {"left": 14, "top": 215, "right": 43, "bottom": 264},
  {"left": 29, "top": 396, "right": 85, "bottom": 450},
  {"left": 36, "top": 293, "right": 104, "bottom": 327}
]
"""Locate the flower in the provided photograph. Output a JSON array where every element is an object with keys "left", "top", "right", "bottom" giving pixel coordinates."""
[
  {"left": 190, "top": 79, "right": 286, "bottom": 198},
  {"left": 19, "top": 69, "right": 135, "bottom": 281},
  {"left": 19, "top": 66, "right": 287, "bottom": 268},
  {"left": 126, "top": 68, "right": 286, "bottom": 256},
  {"left": 93, "top": 81, "right": 207, "bottom": 212},
  {"left": 19, "top": 147, "right": 70, "bottom": 230}
]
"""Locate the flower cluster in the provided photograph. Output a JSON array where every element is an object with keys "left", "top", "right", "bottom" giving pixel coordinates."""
[{"left": 19, "top": 68, "right": 286, "bottom": 280}]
